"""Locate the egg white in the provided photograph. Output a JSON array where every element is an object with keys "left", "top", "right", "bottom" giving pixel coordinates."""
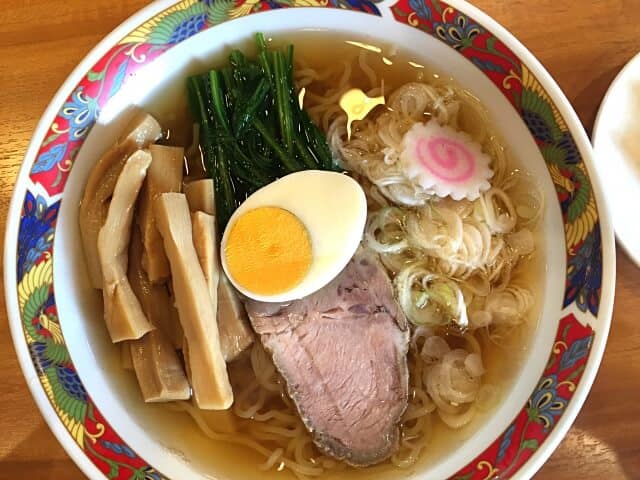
[{"left": 221, "top": 170, "right": 367, "bottom": 302}]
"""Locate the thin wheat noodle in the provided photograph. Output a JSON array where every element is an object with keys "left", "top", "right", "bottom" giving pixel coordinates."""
[{"left": 163, "top": 45, "right": 543, "bottom": 479}]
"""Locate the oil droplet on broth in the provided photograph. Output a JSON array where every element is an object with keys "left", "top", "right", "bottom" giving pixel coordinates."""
[
  {"left": 339, "top": 88, "right": 385, "bottom": 140},
  {"left": 344, "top": 40, "right": 383, "bottom": 53},
  {"left": 298, "top": 87, "right": 306, "bottom": 110}
]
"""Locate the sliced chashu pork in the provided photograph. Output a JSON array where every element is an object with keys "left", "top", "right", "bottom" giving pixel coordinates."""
[
  {"left": 80, "top": 112, "right": 161, "bottom": 288},
  {"left": 154, "top": 193, "right": 232, "bottom": 409},
  {"left": 98, "top": 149, "right": 154, "bottom": 342},
  {"left": 244, "top": 249, "right": 409, "bottom": 467}
]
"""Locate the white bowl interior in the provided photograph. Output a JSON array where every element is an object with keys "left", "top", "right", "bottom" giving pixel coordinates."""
[{"left": 54, "top": 9, "right": 565, "bottom": 480}]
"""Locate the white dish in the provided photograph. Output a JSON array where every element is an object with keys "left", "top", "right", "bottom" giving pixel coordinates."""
[{"left": 593, "top": 51, "right": 640, "bottom": 266}]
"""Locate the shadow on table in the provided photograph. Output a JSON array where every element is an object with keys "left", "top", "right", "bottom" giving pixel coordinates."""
[
  {"left": 542, "top": 253, "right": 640, "bottom": 480},
  {"left": 0, "top": 421, "right": 83, "bottom": 480}
]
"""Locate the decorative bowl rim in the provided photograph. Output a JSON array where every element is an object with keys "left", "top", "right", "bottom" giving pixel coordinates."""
[{"left": 4, "top": 1, "right": 615, "bottom": 479}]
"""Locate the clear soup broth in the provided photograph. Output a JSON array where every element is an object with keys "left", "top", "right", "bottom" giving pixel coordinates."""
[{"left": 124, "top": 31, "right": 543, "bottom": 480}]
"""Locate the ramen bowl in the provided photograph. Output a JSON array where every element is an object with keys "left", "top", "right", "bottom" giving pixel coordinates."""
[{"left": 4, "top": 1, "right": 614, "bottom": 479}]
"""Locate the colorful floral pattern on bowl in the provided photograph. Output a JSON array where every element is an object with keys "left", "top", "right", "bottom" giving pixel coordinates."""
[{"left": 8, "top": 0, "right": 612, "bottom": 479}]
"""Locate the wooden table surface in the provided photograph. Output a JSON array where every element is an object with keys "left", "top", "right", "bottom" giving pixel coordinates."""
[{"left": 1, "top": 1, "right": 639, "bottom": 479}]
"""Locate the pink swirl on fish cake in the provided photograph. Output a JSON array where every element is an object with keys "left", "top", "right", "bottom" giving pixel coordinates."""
[{"left": 416, "top": 137, "right": 475, "bottom": 183}]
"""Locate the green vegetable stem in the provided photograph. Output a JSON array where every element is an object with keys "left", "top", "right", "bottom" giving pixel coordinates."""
[{"left": 187, "top": 32, "right": 336, "bottom": 231}]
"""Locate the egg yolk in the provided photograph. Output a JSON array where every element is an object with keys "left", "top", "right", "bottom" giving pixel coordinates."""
[{"left": 224, "top": 207, "right": 312, "bottom": 295}]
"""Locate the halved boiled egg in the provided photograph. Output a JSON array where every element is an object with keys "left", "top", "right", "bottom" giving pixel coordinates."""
[{"left": 221, "top": 170, "right": 367, "bottom": 302}]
